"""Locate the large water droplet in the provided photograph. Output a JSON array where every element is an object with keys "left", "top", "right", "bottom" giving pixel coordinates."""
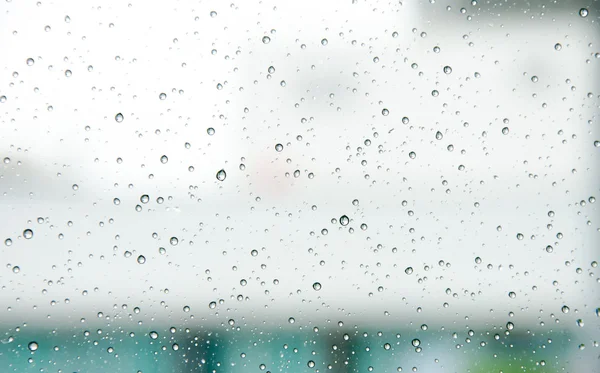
[
  {"left": 216, "top": 169, "right": 226, "bottom": 181},
  {"left": 115, "top": 113, "right": 124, "bottom": 123},
  {"left": 579, "top": 8, "right": 589, "bottom": 17},
  {"left": 23, "top": 229, "right": 33, "bottom": 239},
  {"left": 340, "top": 215, "right": 349, "bottom": 226},
  {"left": 28, "top": 341, "right": 38, "bottom": 351}
]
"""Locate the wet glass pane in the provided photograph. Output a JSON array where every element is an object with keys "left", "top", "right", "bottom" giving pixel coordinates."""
[{"left": 1, "top": 0, "right": 599, "bottom": 372}]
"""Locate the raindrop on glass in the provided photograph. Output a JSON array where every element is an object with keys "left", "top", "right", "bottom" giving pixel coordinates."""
[{"left": 23, "top": 229, "right": 33, "bottom": 239}]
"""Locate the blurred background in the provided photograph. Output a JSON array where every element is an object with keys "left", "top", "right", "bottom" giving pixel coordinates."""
[{"left": 0, "top": 0, "right": 599, "bottom": 372}]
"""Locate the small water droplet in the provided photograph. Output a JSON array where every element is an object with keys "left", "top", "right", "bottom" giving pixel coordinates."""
[
  {"left": 340, "top": 215, "right": 349, "bottom": 226},
  {"left": 160, "top": 155, "right": 168, "bottom": 164},
  {"left": 502, "top": 127, "right": 509, "bottom": 135},
  {"left": 170, "top": 237, "right": 179, "bottom": 246},
  {"left": 409, "top": 151, "right": 416, "bottom": 159},
  {"left": 26, "top": 58, "right": 34, "bottom": 66},
  {"left": 159, "top": 93, "right": 166, "bottom": 100},
  {"left": 443, "top": 66, "right": 452, "bottom": 74},
  {"left": 275, "top": 143, "right": 283, "bottom": 152},
  {"left": 23, "top": 229, "right": 33, "bottom": 239},
  {"left": 321, "top": 38, "right": 328, "bottom": 46},
  {"left": 216, "top": 169, "right": 227, "bottom": 181},
  {"left": 382, "top": 108, "right": 389, "bottom": 116},
  {"left": 137, "top": 255, "right": 146, "bottom": 264},
  {"left": 115, "top": 113, "right": 124, "bottom": 123},
  {"left": 313, "top": 282, "right": 322, "bottom": 291},
  {"left": 262, "top": 36, "right": 271, "bottom": 44},
  {"left": 28, "top": 341, "right": 38, "bottom": 351},
  {"left": 149, "top": 331, "right": 159, "bottom": 340},
  {"left": 435, "top": 131, "right": 443, "bottom": 140},
  {"left": 554, "top": 43, "right": 562, "bottom": 51}
]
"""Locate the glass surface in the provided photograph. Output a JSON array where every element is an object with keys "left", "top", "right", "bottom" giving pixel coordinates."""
[{"left": 1, "top": 0, "right": 599, "bottom": 372}]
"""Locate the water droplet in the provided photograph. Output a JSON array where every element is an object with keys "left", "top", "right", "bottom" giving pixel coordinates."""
[
  {"left": 554, "top": 43, "right": 562, "bottom": 51},
  {"left": 506, "top": 322, "right": 514, "bottom": 330},
  {"left": 382, "top": 108, "right": 389, "bottom": 116},
  {"left": 288, "top": 317, "right": 295, "bottom": 324},
  {"left": 516, "top": 233, "right": 524, "bottom": 240},
  {"left": 5, "top": 238, "right": 12, "bottom": 246},
  {"left": 113, "top": 198, "right": 121, "bottom": 205},
  {"left": 576, "top": 319, "right": 584, "bottom": 327},
  {"left": 207, "top": 127, "right": 215, "bottom": 135},
  {"left": 26, "top": 58, "right": 34, "bottom": 66},
  {"left": 149, "top": 331, "right": 159, "bottom": 339},
  {"left": 210, "top": 10, "right": 217, "bottom": 17},
  {"left": 209, "top": 301, "right": 216, "bottom": 309},
  {"left": 307, "top": 360, "right": 316, "bottom": 368},
  {"left": 443, "top": 66, "right": 452, "bottom": 74},
  {"left": 531, "top": 76, "right": 539, "bottom": 83},
  {"left": 28, "top": 341, "right": 38, "bottom": 351},
  {"left": 268, "top": 66, "right": 275, "bottom": 74},
  {"left": 321, "top": 38, "right": 328, "bottom": 46},
  {"left": 411, "top": 339, "right": 420, "bottom": 347},
  {"left": 12, "top": 266, "right": 20, "bottom": 273},
  {"left": 140, "top": 194, "right": 149, "bottom": 204},
  {"left": 262, "top": 36, "right": 271, "bottom": 44},
  {"left": 435, "top": 131, "right": 443, "bottom": 140},
  {"left": 409, "top": 151, "right": 416, "bottom": 159},
  {"left": 405, "top": 267, "right": 413, "bottom": 275},
  {"left": 216, "top": 169, "right": 226, "bottom": 181},
  {"left": 275, "top": 143, "right": 283, "bottom": 152},
  {"left": 160, "top": 155, "right": 168, "bottom": 164},
  {"left": 561, "top": 305, "right": 570, "bottom": 313},
  {"left": 115, "top": 113, "right": 124, "bottom": 123},
  {"left": 340, "top": 215, "right": 349, "bottom": 226},
  {"left": 137, "top": 255, "right": 146, "bottom": 264},
  {"left": 64, "top": 70, "right": 72, "bottom": 77},
  {"left": 580, "top": 8, "right": 589, "bottom": 17},
  {"left": 159, "top": 93, "right": 167, "bottom": 100},
  {"left": 170, "top": 237, "right": 179, "bottom": 246},
  {"left": 502, "top": 127, "right": 509, "bottom": 135},
  {"left": 313, "top": 282, "right": 322, "bottom": 291},
  {"left": 508, "top": 291, "right": 516, "bottom": 299},
  {"left": 23, "top": 229, "right": 33, "bottom": 239},
  {"left": 0, "top": 96, "right": 6, "bottom": 103}
]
